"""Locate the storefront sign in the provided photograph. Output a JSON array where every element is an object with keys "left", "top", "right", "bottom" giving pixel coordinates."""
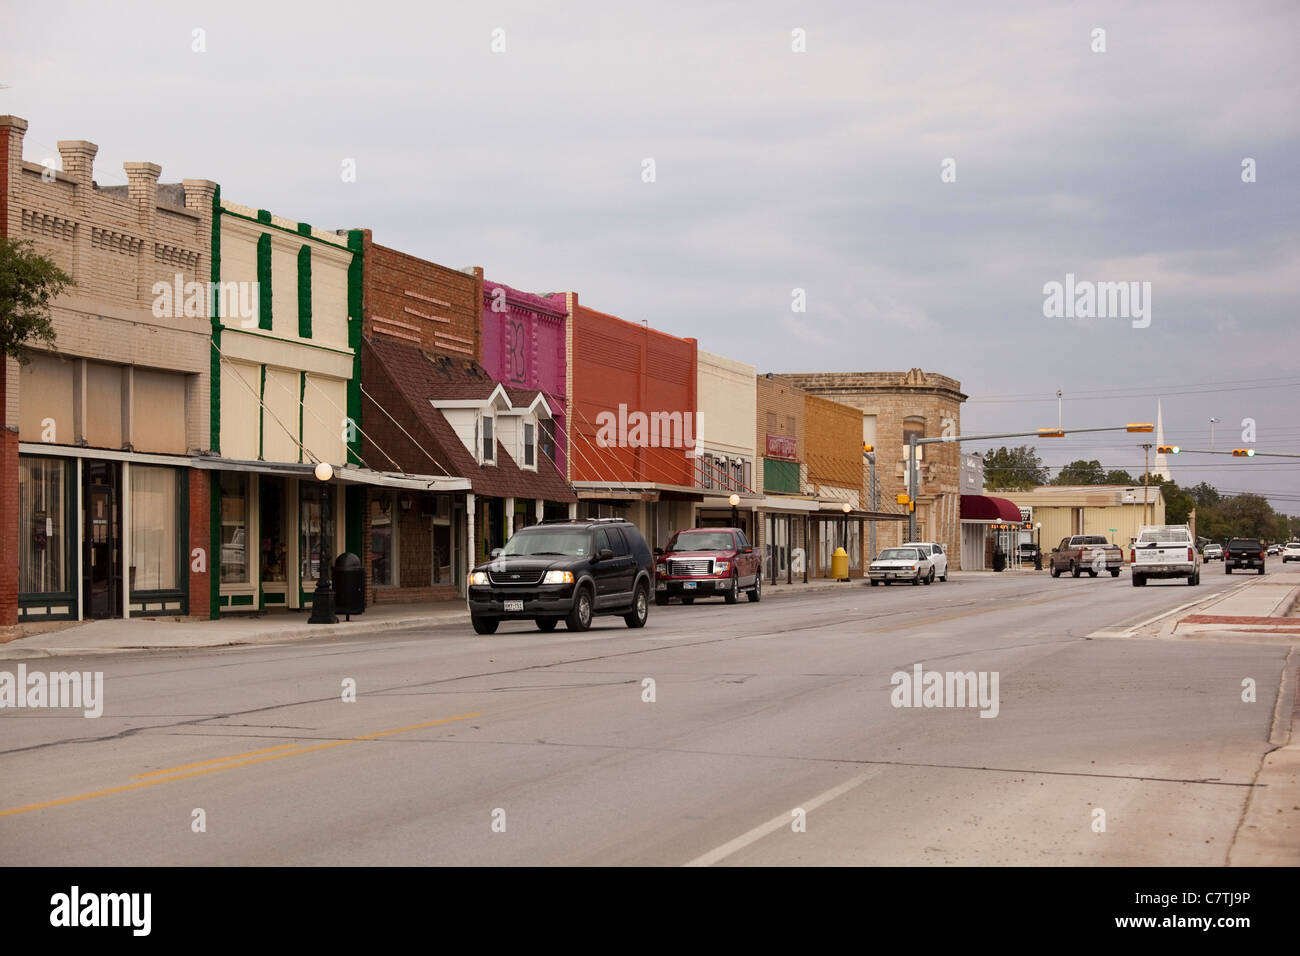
[{"left": 766, "top": 434, "right": 797, "bottom": 460}]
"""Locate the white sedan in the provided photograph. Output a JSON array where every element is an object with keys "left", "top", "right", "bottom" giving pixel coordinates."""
[
  {"left": 869, "top": 547, "right": 934, "bottom": 586},
  {"left": 1283, "top": 542, "right": 1300, "bottom": 564},
  {"left": 904, "top": 541, "right": 948, "bottom": 582}
]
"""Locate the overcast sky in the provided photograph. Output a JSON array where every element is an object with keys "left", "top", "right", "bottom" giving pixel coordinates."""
[{"left": 5, "top": 0, "right": 1298, "bottom": 510}]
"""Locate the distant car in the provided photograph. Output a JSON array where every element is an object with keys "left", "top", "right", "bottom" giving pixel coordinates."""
[
  {"left": 654, "top": 527, "right": 762, "bottom": 605},
  {"left": 1282, "top": 542, "right": 1300, "bottom": 563},
  {"left": 903, "top": 541, "right": 948, "bottom": 582},
  {"left": 1225, "top": 538, "right": 1265, "bottom": 575},
  {"left": 1202, "top": 543, "right": 1223, "bottom": 561},
  {"left": 869, "top": 546, "right": 933, "bottom": 586},
  {"left": 1049, "top": 535, "right": 1123, "bottom": 578},
  {"left": 1266, "top": 544, "right": 1282, "bottom": 556},
  {"left": 1016, "top": 542, "right": 1043, "bottom": 569},
  {"left": 466, "top": 518, "right": 654, "bottom": 634}
]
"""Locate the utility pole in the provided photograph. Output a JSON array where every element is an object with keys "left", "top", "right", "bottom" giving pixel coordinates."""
[
  {"left": 908, "top": 432, "right": 918, "bottom": 543},
  {"left": 1140, "top": 442, "right": 1153, "bottom": 526},
  {"left": 1057, "top": 390, "right": 1063, "bottom": 430},
  {"left": 865, "top": 448, "right": 878, "bottom": 559}
]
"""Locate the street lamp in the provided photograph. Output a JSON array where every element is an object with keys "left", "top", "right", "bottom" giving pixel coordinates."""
[
  {"left": 308, "top": 461, "right": 338, "bottom": 624},
  {"left": 1209, "top": 418, "right": 1219, "bottom": 451},
  {"left": 729, "top": 492, "right": 740, "bottom": 529},
  {"left": 841, "top": 501, "right": 851, "bottom": 549}
]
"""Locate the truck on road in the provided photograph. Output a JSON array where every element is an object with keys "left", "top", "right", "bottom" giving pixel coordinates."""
[
  {"left": 1048, "top": 534, "right": 1123, "bottom": 578},
  {"left": 1224, "top": 538, "right": 1266, "bottom": 575},
  {"left": 1131, "top": 524, "right": 1201, "bottom": 587}
]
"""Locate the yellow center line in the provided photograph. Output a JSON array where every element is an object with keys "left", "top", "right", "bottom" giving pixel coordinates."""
[
  {"left": 131, "top": 742, "right": 299, "bottom": 778},
  {"left": 0, "top": 712, "right": 481, "bottom": 819}
]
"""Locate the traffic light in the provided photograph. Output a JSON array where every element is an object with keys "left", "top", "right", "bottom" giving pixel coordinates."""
[
  {"left": 1037, "top": 428, "right": 1065, "bottom": 437},
  {"left": 1231, "top": 448, "right": 1256, "bottom": 457},
  {"left": 1157, "top": 445, "right": 1180, "bottom": 455},
  {"left": 1126, "top": 423, "right": 1155, "bottom": 433},
  {"left": 862, "top": 444, "right": 874, "bottom": 453}
]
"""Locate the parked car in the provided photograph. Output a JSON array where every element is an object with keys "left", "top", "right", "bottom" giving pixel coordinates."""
[
  {"left": 1048, "top": 534, "right": 1123, "bottom": 578},
  {"left": 869, "top": 546, "right": 933, "bottom": 586},
  {"left": 466, "top": 518, "right": 654, "bottom": 634},
  {"left": 1282, "top": 542, "right": 1300, "bottom": 563},
  {"left": 1131, "top": 524, "right": 1201, "bottom": 587},
  {"left": 1225, "top": 538, "right": 1266, "bottom": 575},
  {"left": 903, "top": 541, "right": 948, "bottom": 582},
  {"left": 1202, "top": 543, "right": 1224, "bottom": 562},
  {"left": 1016, "top": 541, "right": 1043, "bottom": 570},
  {"left": 654, "top": 527, "right": 762, "bottom": 605}
]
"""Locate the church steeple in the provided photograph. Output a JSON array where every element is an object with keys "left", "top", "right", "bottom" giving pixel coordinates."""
[{"left": 1151, "top": 401, "right": 1172, "bottom": 482}]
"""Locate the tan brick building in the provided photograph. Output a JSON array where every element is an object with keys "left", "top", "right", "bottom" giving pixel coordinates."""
[
  {"left": 776, "top": 369, "right": 968, "bottom": 566},
  {"left": 2, "top": 115, "right": 216, "bottom": 623}
]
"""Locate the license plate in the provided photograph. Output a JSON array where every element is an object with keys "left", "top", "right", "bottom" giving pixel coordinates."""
[
  {"left": 504, "top": 599, "right": 523, "bottom": 612},
  {"left": 656, "top": 582, "right": 667, "bottom": 591},
  {"left": 682, "top": 582, "right": 697, "bottom": 590}
]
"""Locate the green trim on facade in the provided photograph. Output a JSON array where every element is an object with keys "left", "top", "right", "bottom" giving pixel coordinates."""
[
  {"left": 346, "top": 229, "right": 364, "bottom": 467},
  {"left": 221, "top": 206, "right": 349, "bottom": 248},
  {"left": 297, "top": 245, "right": 313, "bottom": 339},
  {"left": 209, "top": 185, "right": 222, "bottom": 454},
  {"left": 256, "top": 233, "right": 273, "bottom": 331},
  {"left": 257, "top": 209, "right": 271, "bottom": 224},
  {"left": 297, "top": 222, "right": 312, "bottom": 236},
  {"left": 345, "top": 485, "right": 364, "bottom": 563},
  {"left": 298, "top": 372, "right": 306, "bottom": 464},
  {"left": 258, "top": 365, "right": 266, "bottom": 459},
  {"left": 209, "top": 470, "right": 221, "bottom": 619}
]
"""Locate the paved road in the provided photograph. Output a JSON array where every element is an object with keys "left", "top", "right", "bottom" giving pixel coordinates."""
[{"left": 2, "top": 565, "right": 1295, "bottom": 865}]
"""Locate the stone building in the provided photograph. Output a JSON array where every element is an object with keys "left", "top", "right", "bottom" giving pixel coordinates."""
[
  {"left": 775, "top": 369, "right": 968, "bottom": 564},
  {"left": 2, "top": 116, "right": 216, "bottom": 623}
]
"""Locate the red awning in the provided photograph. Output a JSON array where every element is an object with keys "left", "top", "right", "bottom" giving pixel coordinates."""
[{"left": 960, "top": 494, "right": 1024, "bottom": 523}]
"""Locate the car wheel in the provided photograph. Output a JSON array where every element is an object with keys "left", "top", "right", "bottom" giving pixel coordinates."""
[
  {"left": 747, "top": 574, "right": 762, "bottom": 602},
  {"left": 1258, "top": 566, "right": 1265, "bottom": 575},
  {"left": 883, "top": 580, "right": 892, "bottom": 586},
  {"left": 624, "top": 584, "right": 649, "bottom": 628},
  {"left": 1050, "top": 564, "right": 1060, "bottom": 578},
  {"left": 911, "top": 574, "right": 921, "bottom": 585},
  {"left": 1109, "top": 568, "right": 1120, "bottom": 577},
  {"left": 1132, "top": 573, "right": 1145, "bottom": 587},
  {"left": 471, "top": 616, "right": 499, "bottom": 635},
  {"left": 870, "top": 579, "right": 880, "bottom": 586},
  {"left": 1188, "top": 572, "right": 1199, "bottom": 586},
  {"left": 940, "top": 573, "right": 947, "bottom": 582},
  {"left": 723, "top": 572, "right": 739, "bottom": 604},
  {"left": 1088, "top": 569, "right": 1098, "bottom": 577},
  {"left": 565, "top": 586, "right": 594, "bottom": 632},
  {"left": 654, "top": 593, "right": 669, "bottom": 606},
  {"left": 535, "top": 618, "right": 558, "bottom": 632},
  {"left": 1070, "top": 562, "right": 1081, "bottom": 578},
  {"left": 1225, "top": 566, "right": 1231, "bottom": 574},
  {"left": 928, "top": 567, "right": 936, "bottom": 584},
  {"left": 682, "top": 596, "right": 695, "bottom": 605}
]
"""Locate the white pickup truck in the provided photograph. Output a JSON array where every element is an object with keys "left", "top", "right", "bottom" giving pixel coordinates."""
[{"left": 1131, "top": 524, "right": 1201, "bottom": 587}]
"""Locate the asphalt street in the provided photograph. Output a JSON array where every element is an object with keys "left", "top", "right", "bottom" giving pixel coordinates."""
[{"left": 2, "top": 564, "right": 1295, "bottom": 865}]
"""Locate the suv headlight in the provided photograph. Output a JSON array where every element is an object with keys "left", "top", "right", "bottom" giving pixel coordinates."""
[
  {"left": 714, "top": 561, "right": 730, "bottom": 574},
  {"left": 655, "top": 563, "right": 666, "bottom": 574},
  {"left": 469, "top": 571, "right": 488, "bottom": 586},
  {"left": 542, "top": 570, "right": 574, "bottom": 584}
]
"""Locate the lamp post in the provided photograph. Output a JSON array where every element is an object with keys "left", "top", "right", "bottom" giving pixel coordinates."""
[
  {"left": 842, "top": 501, "right": 851, "bottom": 549},
  {"left": 729, "top": 493, "right": 740, "bottom": 530},
  {"left": 308, "top": 461, "right": 338, "bottom": 624}
]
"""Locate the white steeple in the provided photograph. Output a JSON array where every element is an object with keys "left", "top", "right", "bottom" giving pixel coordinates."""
[{"left": 1151, "top": 401, "right": 1172, "bottom": 482}]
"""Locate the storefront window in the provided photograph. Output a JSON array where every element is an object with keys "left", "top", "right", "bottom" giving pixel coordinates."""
[
  {"left": 19, "top": 457, "right": 69, "bottom": 594},
  {"left": 130, "top": 466, "right": 178, "bottom": 591},
  {"left": 370, "top": 493, "right": 395, "bottom": 587},
  {"left": 301, "top": 482, "right": 325, "bottom": 583},
  {"left": 260, "top": 477, "right": 287, "bottom": 583},
  {"left": 220, "top": 472, "right": 249, "bottom": 585}
]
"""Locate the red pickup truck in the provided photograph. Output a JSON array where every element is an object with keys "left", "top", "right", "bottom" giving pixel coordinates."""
[{"left": 654, "top": 527, "right": 762, "bottom": 606}]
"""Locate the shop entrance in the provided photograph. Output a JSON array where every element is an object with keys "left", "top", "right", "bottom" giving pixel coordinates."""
[{"left": 83, "top": 460, "right": 122, "bottom": 619}]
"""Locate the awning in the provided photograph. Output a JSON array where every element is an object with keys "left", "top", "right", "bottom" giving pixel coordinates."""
[
  {"left": 190, "top": 457, "right": 471, "bottom": 491},
  {"left": 960, "top": 494, "right": 1024, "bottom": 523},
  {"left": 573, "top": 481, "right": 704, "bottom": 502}
]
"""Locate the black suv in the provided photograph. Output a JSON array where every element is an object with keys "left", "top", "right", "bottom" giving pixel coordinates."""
[{"left": 467, "top": 518, "right": 654, "bottom": 634}]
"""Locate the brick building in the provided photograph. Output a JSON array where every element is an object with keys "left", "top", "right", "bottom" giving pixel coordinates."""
[
  {"left": 775, "top": 369, "right": 968, "bottom": 565},
  {"left": 567, "top": 296, "right": 700, "bottom": 549},
  {"left": 480, "top": 280, "right": 568, "bottom": 479},
  {"left": 2, "top": 116, "right": 215, "bottom": 623},
  {"left": 360, "top": 240, "right": 573, "bottom": 601}
]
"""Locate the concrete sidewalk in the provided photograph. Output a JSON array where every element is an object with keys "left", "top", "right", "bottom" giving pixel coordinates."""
[
  {"left": 0, "top": 575, "right": 856, "bottom": 659},
  {"left": 1172, "top": 572, "right": 1300, "bottom": 640}
]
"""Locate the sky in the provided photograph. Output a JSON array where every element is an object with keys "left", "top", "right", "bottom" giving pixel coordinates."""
[{"left": 4, "top": 0, "right": 1297, "bottom": 511}]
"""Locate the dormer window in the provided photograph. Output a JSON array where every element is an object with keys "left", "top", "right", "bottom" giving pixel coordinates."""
[
  {"left": 523, "top": 421, "right": 536, "bottom": 468},
  {"left": 481, "top": 414, "right": 496, "bottom": 464}
]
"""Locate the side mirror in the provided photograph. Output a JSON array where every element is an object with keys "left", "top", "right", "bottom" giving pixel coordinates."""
[
  {"left": 490, "top": 548, "right": 504, "bottom": 559},
  {"left": 743, "top": 547, "right": 753, "bottom": 554},
  {"left": 653, "top": 548, "right": 663, "bottom": 557},
  {"left": 595, "top": 548, "right": 614, "bottom": 562}
]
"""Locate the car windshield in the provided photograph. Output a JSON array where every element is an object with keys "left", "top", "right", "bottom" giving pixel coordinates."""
[
  {"left": 1079, "top": 536, "right": 1110, "bottom": 545},
  {"left": 1228, "top": 539, "right": 1259, "bottom": 547},
  {"left": 501, "top": 530, "right": 589, "bottom": 557},
  {"left": 877, "top": 549, "right": 918, "bottom": 561},
  {"left": 668, "top": 531, "right": 735, "bottom": 551}
]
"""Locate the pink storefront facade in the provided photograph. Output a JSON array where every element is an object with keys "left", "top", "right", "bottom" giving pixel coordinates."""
[{"left": 481, "top": 280, "right": 569, "bottom": 479}]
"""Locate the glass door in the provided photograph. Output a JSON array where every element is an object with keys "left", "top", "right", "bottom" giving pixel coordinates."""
[{"left": 83, "top": 460, "right": 121, "bottom": 619}]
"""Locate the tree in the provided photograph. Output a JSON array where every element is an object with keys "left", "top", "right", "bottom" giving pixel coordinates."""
[
  {"left": 1187, "top": 482, "right": 1221, "bottom": 510},
  {"left": 1052, "top": 459, "right": 1106, "bottom": 485},
  {"left": 1103, "top": 469, "right": 1138, "bottom": 485},
  {"left": 1154, "top": 478, "right": 1194, "bottom": 526},
  {"left": 982, "top": 445, "right": 1048, "bottom": 490},
  {"left": 0, "top": 238, "right": 71, "bottom": 362}
]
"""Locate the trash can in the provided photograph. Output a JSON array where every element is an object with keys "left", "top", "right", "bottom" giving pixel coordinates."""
[
  {"left": 992, "top": 550, "right": 1006, "bottom": 573},
  {"left": 333, "top": 552, "right": 365, "bottom": 620},
  {"left": 830, "top": 547, "right": 849, "bottom": 582}
]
